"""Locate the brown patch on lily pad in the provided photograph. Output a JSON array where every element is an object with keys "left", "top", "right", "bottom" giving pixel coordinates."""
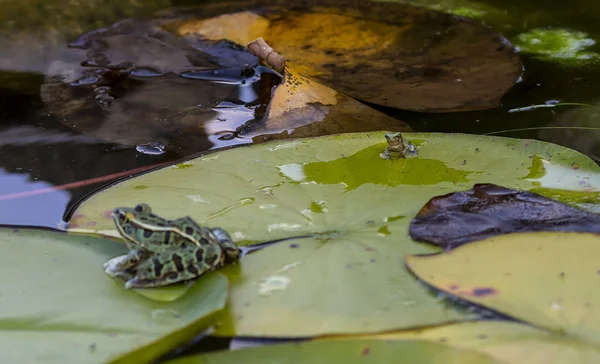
[{"left": 409, "top": 183, "right": 600, "bottom": 249}]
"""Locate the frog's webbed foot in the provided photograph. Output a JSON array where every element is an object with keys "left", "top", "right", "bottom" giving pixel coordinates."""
[
  {"left": 104, "top": 249, "right": 148, "bottom": 277},
  {"left": 104, "top": 255, "right": 128, "bottom": 277}
]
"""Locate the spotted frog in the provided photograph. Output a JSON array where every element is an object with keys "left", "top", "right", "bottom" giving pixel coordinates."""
[{"left": 104, "top": 203, "right": 241, "bottom": 289}]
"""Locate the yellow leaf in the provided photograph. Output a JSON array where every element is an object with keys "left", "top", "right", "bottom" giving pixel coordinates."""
[
  {"left": 324, "top": 321, "right": 600, "bottom": 364},
  {"left": 406, "top": 232, "right": 600, "bottom": 346}
]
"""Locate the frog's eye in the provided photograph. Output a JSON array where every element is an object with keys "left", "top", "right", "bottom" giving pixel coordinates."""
[
  {"left": 111, "top": 209, "right": 127, "bottom": 223},
  {"left": 134, "top": 204, "right": 151, "bottom": 213}
]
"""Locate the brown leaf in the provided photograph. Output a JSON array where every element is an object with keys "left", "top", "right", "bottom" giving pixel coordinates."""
[
  {"left": 409, "top": 183, "right": 600, "bottom": 249},
  {"left": 241, "top": 66, "right": 410, "bottom": 142},
  {"left": 172, "top": 0, "right": 521, "bottom": 112}
]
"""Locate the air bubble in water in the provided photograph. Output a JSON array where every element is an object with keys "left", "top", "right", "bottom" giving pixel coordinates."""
[
  {"left": 130, "top": 67, "right": 163, "bottom": 77},
  {"left": 136, "top": 142, "right": 165, "bottom": 155}
]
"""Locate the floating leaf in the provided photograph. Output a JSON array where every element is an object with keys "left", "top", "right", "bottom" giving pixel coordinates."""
[
  {"left": 327, "top": 321, "right": 600, "bottom": 364},
  {"left": 165, "top": 339, "right": 501, "bottom": 364},
  {"left": 69, "top": 133, "right": 600, "bottom": 336},
  {"left": 406, "top": 232, "right": 600, "bottom": 347},
  {"left": 173, "top": 0, "right": 522, "bottom": 112},
  {"left": 0, "top": 228, "right": 228, "bottom": 364},
  {"left": 242, "top": 66, "right": 410, "bottom": 142},
  {"left": 409, "top": 183, "right": 600, "bottom": 249}
]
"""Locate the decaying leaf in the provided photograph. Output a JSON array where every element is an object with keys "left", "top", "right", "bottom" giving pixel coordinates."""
[
  {"left": 172, "top": 0, "right": 522, "bottom": 112},
  {"left": 409, "top": 183, "right": 600, "bottom": 249},
  {"left": 243, "top": 66, "right": 411, "bottom": 142}
]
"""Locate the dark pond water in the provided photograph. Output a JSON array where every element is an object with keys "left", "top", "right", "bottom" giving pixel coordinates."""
[{"left": 0, "top": 0, "right": 599, "bottom": 231}]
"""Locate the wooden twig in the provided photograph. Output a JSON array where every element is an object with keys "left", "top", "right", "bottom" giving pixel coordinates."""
[{"left": 247, "top": 37, "right": 285, "bottom": 73}]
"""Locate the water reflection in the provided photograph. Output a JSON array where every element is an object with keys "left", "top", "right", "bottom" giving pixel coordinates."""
[
  {"left": 0, "top": 118, "right": 167, "bottom": 228},
  {"left": 0, "top": 22, "right": 280, "bottom": 229},
  {"left": 0, "top": 169, "right": 70, "bottom": 228}
]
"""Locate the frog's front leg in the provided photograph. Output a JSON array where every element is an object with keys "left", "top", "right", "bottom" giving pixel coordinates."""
[
  {"left": 104, "top": 248, "right": 149, "bottom": 277},
  {"left": 124, "top": 244, "right": 225, "bottom": 289},
  {"left": 211, "top": 228, "right": 241, "bottom": 262}
]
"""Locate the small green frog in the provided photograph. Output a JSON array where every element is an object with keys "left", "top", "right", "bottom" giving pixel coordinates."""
[
  {"left": 104, "top": 203, "right": 241, "bottom": 289},
  {"left": 380, "top": 132, "right": 417, "bottom": 160}
]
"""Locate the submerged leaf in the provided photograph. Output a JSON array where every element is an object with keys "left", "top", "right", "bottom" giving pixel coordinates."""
[
  {"left": 0, "top": 228, "right": 228, "bottom": 364},
  {"left": 242, "top": 66, "right": 411, "bottom": 142},
  {"left": 70, "top": 132, "right": 600, "bottom": 336},
  {"left": 173, "top": 0, "right": 522, "bottom": 112},
  {"left": 409, "top": 183, "right": 600, "bottom": 249},
  {"left": 406, "top": 232, "right": 600, "bottom": 347},
  {"left": 166, "top": 339, "right": 501, "bottom": 364}
]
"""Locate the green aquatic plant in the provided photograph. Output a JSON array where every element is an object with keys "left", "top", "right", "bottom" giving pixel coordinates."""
[{"left": 513, "top": 28, "right": 599, "bottom": 63}]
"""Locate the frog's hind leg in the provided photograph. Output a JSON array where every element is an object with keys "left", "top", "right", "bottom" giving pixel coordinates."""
[
  {"left": 104, "top": 249, "right": 148, "bottom": 277},
  {"left": 124, "top": 244, "right": 225, "bottom": 289}
]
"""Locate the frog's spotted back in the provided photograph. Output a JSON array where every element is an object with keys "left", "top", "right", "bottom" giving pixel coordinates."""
[{"left": 105, "top": 204, "right": 241, "bottom": 289}]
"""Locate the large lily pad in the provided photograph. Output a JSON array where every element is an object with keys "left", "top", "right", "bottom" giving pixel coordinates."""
[
  {"left": 406, "top": 232, "right": 600, "bottom": 347},
  {"left": 166, "top": 339, "right": 501, "bottom": 364},
  {"left": 0, "top": 227, "right": 228, "bottom": 364},
  {"left": 69, "top": 132, "right": 600, "bottom": 336},
  {"left": 171, "top": 0, "right": 522, "bottom": 112}
]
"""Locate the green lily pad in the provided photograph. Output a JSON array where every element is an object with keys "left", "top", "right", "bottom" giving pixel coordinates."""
[
  {"left": 70, "top": 132, "right": 600, "bottom": 336},
  {"left": 165, "top": 339, "right": 501, "bottom": 364},
  {"left": 0, "top": 228, "right": 228, "bottom": 364}
]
